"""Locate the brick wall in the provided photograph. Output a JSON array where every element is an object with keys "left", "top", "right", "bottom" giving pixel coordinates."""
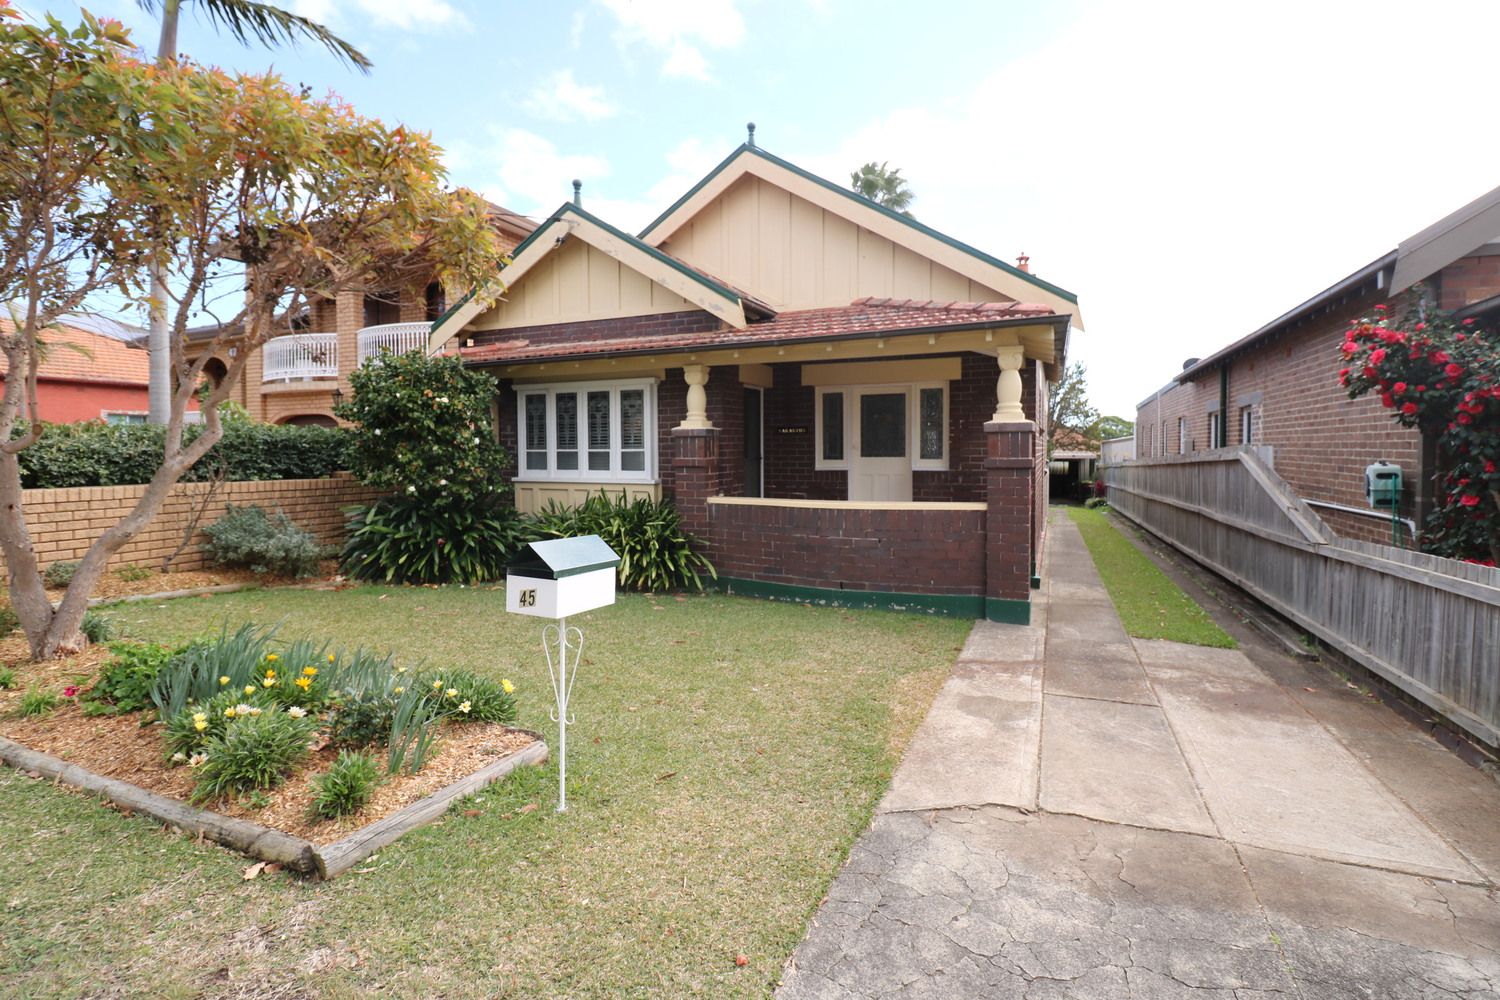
[
  {"left": 1437, "top": 251, "right": 1500, "bottom": 310},
  {"left": 705, "top": 501, "right": 986, "bottom": 596},
  {"left": 8, "top": 474, "right": 382, "bottom": 581}
]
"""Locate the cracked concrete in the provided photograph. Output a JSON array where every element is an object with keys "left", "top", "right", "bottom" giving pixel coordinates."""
[{"left": 778, "top": 511, "right": 1500, "bottom": 999}]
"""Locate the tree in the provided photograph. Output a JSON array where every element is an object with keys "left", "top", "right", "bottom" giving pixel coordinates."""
[
  {"left": 140, "top": 0, "right": 372, "bottom": 426},
  {"left": 1340, "top": 298, "right": 1499, "bottom": 564},
  {"left": 850, "top": 161, "right": 915, "bottom": 217},
  {"left": 1087, "top": 415, "right": 1135, "bottom": 441},
  {"left": 0, "top": 14, "right": 505, "bottom": 658},
  {"left": 1048, "top": 362, "right": 1100, "bottom": 438}
]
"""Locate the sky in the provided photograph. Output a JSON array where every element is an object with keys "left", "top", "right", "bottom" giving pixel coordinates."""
[{"left": 29, "top": 0, "right": 1500, "bottom": 416}]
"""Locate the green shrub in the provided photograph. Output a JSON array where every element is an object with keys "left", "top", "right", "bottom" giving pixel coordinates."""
[
  {"left": 328, "top": 689, "right": 398, "bottom": 748},
  {"left": 437, "top": 669, "right": 517, "bottom": 724},
  {"left": 114, "top": 564, "right": 153, "bottom": 583},
  {"left": 308, "top": 750, "right": 380, "bottom": 820},
  {"left": 1083, "top": 497, "right": 1109, "bottom": 510},
  {"left": 387, "top": 684, "right": 446, "bottom": 775},
  {"left": 152, "top": 622, "right": 279, "bottom": 721},
  {"left": 340, "top": 495, "right": 528, "bottom": 585},
  {"left": 18, "top": 688, "right": 58, "bottom": 717},
  {"left": 203, "top": 503, "right": 323, "bottom": 577},
  {"left": 81, "top": 611, "right": 114, "bottom": 644},
  {"left": 531, "top": 493, "right": 715, "bottom": 591},
  {"left": 43, "top": 561, "right": 78, "bottom": 588},
  {"left": 0, "top": 606, "right": 17, "bottom": 635},
  {"left": 0, "top": 666, "right": 15, "bottom": 690},
  {"left": 17, "top": 420, "right": 351, "bottom": 489},
  {"left": 190, "top": 708, "right": 319, "bottom": 803},
  {"left": 84, "top": 642, "right": 180, "bottom": 715}
]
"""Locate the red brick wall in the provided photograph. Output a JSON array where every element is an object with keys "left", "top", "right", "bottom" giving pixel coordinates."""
[
  {"left": 705, "top": 501, "right": 986, "bottom": 596},
  {"left": 1437, "top": 251, "right": 1500, "bottom": 310}
]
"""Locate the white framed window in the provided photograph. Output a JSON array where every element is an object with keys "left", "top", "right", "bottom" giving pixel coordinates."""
[
  {"left": 515, "top": 378, "right": 657, "bottom": 483},
  {"left": 1177, "top": 416, "right": 1187, "bottom": 454},
  {"left": 814, "top": 382, "right": 949, "bottom": 471},
  {"left": 1208, "top": 411, "right": 1221, "bottom": 450},
  {"left": 103, "top": 411, "right": 148, "bottom": 425},
  {"left": 1240, "top": 405, "right": 1254, "bottom": 444}
]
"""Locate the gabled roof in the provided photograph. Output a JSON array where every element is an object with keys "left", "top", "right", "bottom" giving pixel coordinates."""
[
  {"left": 638, "top": 142, "right": 1081, "bottom": 324},
  {"left": 0, "top": 317, "right": 149, "bottom": 385},
  {"left": 429, "top": 202, "right": 771, "bottom": 352},
  {"left": 462, "top": 297, "right": 1062, "bottom": 367}
]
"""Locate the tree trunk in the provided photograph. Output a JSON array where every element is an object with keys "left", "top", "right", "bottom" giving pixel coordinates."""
[
  {"left": 146, "top": 0, "right": 180, "bottom": 427},
  {"left": 0, "top": 450, "right": 58, "bottom": 660}
]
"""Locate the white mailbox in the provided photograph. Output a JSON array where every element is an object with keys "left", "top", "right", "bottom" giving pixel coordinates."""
[{"left": 505, "top": 535, "right": 620, "bottom": 619}]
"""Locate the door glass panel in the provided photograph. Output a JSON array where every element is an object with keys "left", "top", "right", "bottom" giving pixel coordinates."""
[
  {"left": 524, "top": 394, "right": 547, "bottom": 471},
  {"left": 859, "top": 393, "right": 906, "bottom": 458},
  {"left": 619, "top": 389, "right": 645, "bottom": 472},
  {"left": 587, "top": 390, "right": 611, "bottom": 471},
  {"left": 919, "top": 388, "right": 943, "bottom": 460},
  {"left": 555, "top": 393, "right": 578, "bottom": 470},
  {"left": 821, "top": 392, "right": 844, "bottom": 461}
]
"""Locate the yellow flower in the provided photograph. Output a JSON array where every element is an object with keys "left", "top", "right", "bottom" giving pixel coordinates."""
[
  {"left": 193, "top": 719, "right": 207, "bottom": 732},
  {"left": 262, "top": 677, "right": 276, "bottom": 688},
  {"left": 224, "top": 708, "right": 236, "bottom": 718},
  {"left": 501, "top": 679, "right": 515, "bottom": 695},
  {"left": 446, "top": 688, "right": 458, "bottom": 699},
  {"left": 459, "top": 701, "right": 471, "bottom": 714},
  {"left": 295, "top": 676, "right": 312, "bottom": 690},
  {"left": 265, "top": 654, "right": 279, "bottom": 662},
  {"left": 327, "top": 653, "right": 336, "bottom": 663},
  {"left": 432, "top": 679, "right": 443, "bottom": 690},
  {"left": 393, "top": 686, "right": 404, "bottom": 695},
  {"left": 303, "top": 666, "right": 317, "bottom": 677},
  {"left": 244, "top": 685, "right": 256, "bottom": 696},
  {"left": 192, "top": 711, "right": 206, "bottom": 721},
  {"left": 218, "top": 676, "right": 230, "bottom": 686},
  {"left": 265, "top": 669, "right": 276, "bottom": 678}
]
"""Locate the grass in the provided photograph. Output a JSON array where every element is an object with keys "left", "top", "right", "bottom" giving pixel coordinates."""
[
  {"left": 0, "top": 585, "right": 968, "bottom": 998},
  {"left": 1068, "top": 506, "right": 1236, "bottom": 648}
]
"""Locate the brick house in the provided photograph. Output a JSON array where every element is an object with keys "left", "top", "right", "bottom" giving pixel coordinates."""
[
  {"left": 197, "top": 204, "right": 535, "bottom": 427},
  {"left": 1134, "top": 184, "right": 1500, "bottom": 544},
  {"left": 430, "top": 135, "right": 1082, "bottom": 623},
  {"left": 0, "top": 317, "right": 198, "bottom": 425}
]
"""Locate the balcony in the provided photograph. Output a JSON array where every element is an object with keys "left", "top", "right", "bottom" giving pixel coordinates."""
[
  {"left": 358, "top": 322, "right": 429, "bottom": 365},
  {"left": 262, "top": 333, "right": 338, "bottom": 383}
]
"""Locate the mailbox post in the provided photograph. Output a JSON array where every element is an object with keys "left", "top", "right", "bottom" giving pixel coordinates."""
[{"left": 506, "top": 536, "right": 620, "bottom": 812}]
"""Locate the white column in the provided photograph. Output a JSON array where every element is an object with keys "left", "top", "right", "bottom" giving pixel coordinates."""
[
  {"left": 676, "top": 364, "right": 714, "bottom": 430},
  {"left": 993, "top": 345, "right": 1027, "bottom": 423}
]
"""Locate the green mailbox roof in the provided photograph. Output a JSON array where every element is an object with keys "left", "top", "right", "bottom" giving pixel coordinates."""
[{"left": 507, "top": 535, "right": 621, "bottom": 580}]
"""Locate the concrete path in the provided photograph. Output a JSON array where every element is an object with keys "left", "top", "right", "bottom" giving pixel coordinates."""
[{"left": 778, "top": 511, "right": 1500, "bottom": 999}]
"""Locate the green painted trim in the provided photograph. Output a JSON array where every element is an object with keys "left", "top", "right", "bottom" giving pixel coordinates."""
[
  {"left": 716, "top": 576, "right": 985, "bottom": 618},
  {"left": 985, "top": 597, "right": 1032, "bottom": 625},
  {"left": 638, "top": 145, "right": 1079, "bottom": 306}
]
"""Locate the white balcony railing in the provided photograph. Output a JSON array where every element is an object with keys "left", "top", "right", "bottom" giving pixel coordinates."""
[
  {"left": 262, "top": 332, "right": 338, "bottom": 382},
  {"left": 357, "top": 322, "right": 429, "bottom": 365}
]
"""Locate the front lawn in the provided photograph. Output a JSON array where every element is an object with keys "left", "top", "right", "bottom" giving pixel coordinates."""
[
  {"left": 0, "top": 585, "right": 968, "bottom": 998},
  {"left": 1068, "top": 506, "right": 1236, "bottom": 648}
]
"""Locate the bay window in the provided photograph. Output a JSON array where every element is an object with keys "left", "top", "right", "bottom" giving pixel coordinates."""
[{"left": 516, "top": 379, "right": 657, "bottom": 482}]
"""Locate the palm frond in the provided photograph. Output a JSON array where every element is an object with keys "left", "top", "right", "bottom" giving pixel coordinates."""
[{"left": 136, "top": 0, "right": 372, "bottom": 73}]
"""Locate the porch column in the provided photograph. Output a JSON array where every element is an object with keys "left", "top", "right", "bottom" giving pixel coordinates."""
[
  {"left": 993, "top": 345, "right": 1026, "bottom": 423},
  {"left": 677, "top": 364, "right": 714, "bottom": 430},
  {"left": 984, "top": 414, "right": 1037, "bottom": 625}
]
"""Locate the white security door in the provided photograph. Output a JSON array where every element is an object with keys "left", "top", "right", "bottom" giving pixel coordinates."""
[{"left": 849, "top": 390, "right": 913, "bottom": 501}]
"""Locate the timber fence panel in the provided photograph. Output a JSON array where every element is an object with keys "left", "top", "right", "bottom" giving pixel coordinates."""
[{"left": 1104, "top": 447, "right": 1500, "bottom": 747}]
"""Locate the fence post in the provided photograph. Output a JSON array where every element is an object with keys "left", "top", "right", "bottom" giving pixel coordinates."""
[{"left": 984, "top": 419, "right": 1036, "bottom": 624}]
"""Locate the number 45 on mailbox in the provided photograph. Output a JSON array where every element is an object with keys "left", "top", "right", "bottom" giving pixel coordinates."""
[{"left": 505, "top": 535, "right": 620, "bottom": 812}]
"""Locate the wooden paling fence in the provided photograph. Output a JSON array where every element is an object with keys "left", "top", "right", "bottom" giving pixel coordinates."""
[{"left": 1103, "top": 447, "right": 1500, "bottom": 746}]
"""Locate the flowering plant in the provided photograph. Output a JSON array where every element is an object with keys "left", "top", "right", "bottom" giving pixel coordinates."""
[{"left": 1339, "top": 297, "right": 1499, "bottom": 564}]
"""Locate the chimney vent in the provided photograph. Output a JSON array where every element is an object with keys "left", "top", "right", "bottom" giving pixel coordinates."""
[
  {"left": 1016, "top": 253, "right": 1031, "bottom": 273},
  {"left": 572, "top": 179, "right": 582, "bottom": 206},
  {"left": 1182, "top": 358, "right": 1201, "bottom": 371}
]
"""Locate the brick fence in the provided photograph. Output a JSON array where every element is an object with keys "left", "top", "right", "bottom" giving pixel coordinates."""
[{"left": 6, "top": 473, "right": 382, "bottom": 580}]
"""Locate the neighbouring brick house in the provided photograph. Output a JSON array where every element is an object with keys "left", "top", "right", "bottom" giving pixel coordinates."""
[
  {"left": 188, "top": 204, "right": 535, "bottom": 427},
  {"left": 1134, "top": 184, "right": 1500, "bottom": 544},
  {"left": 429, "top": 133, "right": 1083, "bottom": 623},
  {"left": 0, "top": 318, "right": 198, "bottom": 425}
]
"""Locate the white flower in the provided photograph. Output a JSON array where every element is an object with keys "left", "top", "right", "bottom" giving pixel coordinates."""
[
  {"left": 437, "top": 479, "right": 447, "bottom": 487},
  {"left": 235, "top": 704, "right": 254, "bottom": 714},
  {"left": 407, "top": 485, "right": 417, "bottom": 494},
  {"left": 458, "top": 700, "right": 471, "bottom": 714},
  {"left": 188, "top": 752, "right": 208, "bottom": 767},
  {"left": 287, "top": 706, "right": 307, "bottom": 718},
  {"left": 373, "top": 428, "right": 381, "bottom": 436},
  {"left": 436, "top": 396, "right": 449, "bottom": 404},
  {"left": 472, "top": 437, "right": 480, "bottom": 445},
  {"left": 170, "top": 751, "right": 187, "bottom": 764}
]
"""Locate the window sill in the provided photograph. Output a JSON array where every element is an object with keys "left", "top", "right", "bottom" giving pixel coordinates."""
[{"left": 513, "top": 475, "right": 659, "bottom": 485}]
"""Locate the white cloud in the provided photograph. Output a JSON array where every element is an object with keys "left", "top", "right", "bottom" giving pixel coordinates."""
[
  {"left": 797, "top": 0, "right": 1500, "bottom": 417},
  {"left": 583, "top": 137, "right": 725, "bottom": 232},
  {"left": 597, "top": 0, "right": 745, "bottom": 81},
  {"left": 454, "top": 128, "right": 612, "bottom": 218},
  {"left": 292, "top": 0, "right": 468, "bottom": 33},
  {"left": 521, "top": 70, "right": 617, "bottom": 123}
]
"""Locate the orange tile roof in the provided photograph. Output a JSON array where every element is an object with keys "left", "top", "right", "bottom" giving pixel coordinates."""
[
  {"left": 0, "top": 318, "right": 151, "bottom": 385},
  {"left": 461, "top": 298, "right": 1059, "bottom": 366}
]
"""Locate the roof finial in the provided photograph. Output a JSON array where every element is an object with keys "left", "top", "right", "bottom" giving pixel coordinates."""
[
  {"left": 572, "top": 179, "right": 582, "bottom": 206},
  {"left": 746, "top": 121, "right": 756, "bottom": 148}
]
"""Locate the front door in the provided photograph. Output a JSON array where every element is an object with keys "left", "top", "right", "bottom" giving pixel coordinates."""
[
  {"left": 850, "top": 390, "right": 912, "bottom": 501},
  {"left": 743, "top": 387, "right": 763, "bottom": 497}
]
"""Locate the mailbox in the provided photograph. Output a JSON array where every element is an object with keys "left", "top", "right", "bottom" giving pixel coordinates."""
[
  {"left": 1364, "top": 461, "right": 1402, "bottom": 509},
  {"left": 505, "top": 535, "right": 620, "bottom": 620}
]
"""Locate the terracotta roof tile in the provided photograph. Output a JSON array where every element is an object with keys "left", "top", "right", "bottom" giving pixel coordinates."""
[
  {"left": 0, "top": 318, "right": 150, "bottom": 385},
  {"left": 462, "top": 299, "right": 1057, "bottom": 366}
]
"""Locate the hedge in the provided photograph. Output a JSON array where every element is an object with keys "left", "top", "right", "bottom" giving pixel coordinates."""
[{"left": 17, "top": 421, "right": 352, "bottom": 489}]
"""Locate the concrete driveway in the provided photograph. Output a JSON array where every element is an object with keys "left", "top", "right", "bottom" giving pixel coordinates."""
[{"left": 777, "top": 512, "right": 1500, "bottom": 999}]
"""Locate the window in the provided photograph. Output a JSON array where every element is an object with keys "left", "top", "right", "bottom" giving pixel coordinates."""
[
  {"left": 1208, "top": 411, "right": 1221, "bottom": 450},
  {"left": 1177, "top": 416, "right": 1187, "bottom": 455},
  {"left": 516, "top": 379, "right": 657, "bottom": 482},
  {"left": 104, "top": 411, "right": 147, "bottom": 425},
  {"left": 1240, "top": 405, "right": 1254, "bottom": 444},
  {"left": 1160, "top": 422, "right": 1167, "bottom": 457},
  {"left": 815, "top": 382, "right": 948, "bottom": 470}
]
